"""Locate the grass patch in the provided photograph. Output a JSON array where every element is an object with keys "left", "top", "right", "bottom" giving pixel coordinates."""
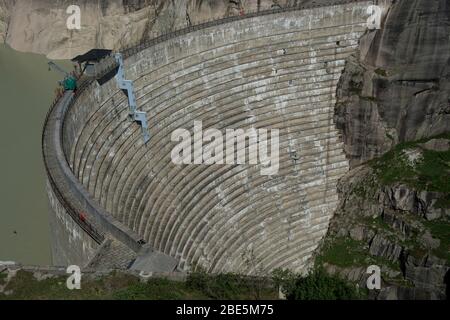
[
  {"left": 374, "top": 255, "right": 402, "bottom": 274},
  {"left": 363, "top": 216, "right": 392, "bottom": 233},
  {"left": 0, "top": 271, "right": 278, "bottom": 300},
  {"left": 316, "top": 237, "right": 369, "bottom": 268},
  {"left": 374, "top": 68, "right": 388, "bottom": 77},
  {"left": 371, "top": 133, "right": 450, "bottom": 195},
  {"left": 416, "top": 149, "right": 450, "bottom": 193},
  {"left": 272, "top": 268, "right": 366, "bottom": 300},
  {"left": 423, "top": 219, "right": 450, "bottom": 262},
  {"left": 112, "top": 278, "right": 204, "bottom": 300},
  {"left": 371, "top": 146, "right": 417, "bottom": 186},
  {"left": 435, "top": 194, "right": 450, "bottom": 209},
  {"left": 186, "top": 272, "right": 276, "bottom": 300},
  {"left": 0, "top": 271, "right": 139, "bottom": 300},
  {"left": 317, "top": 236, "right": 402, "bottom": 274},
  {"left": 287, "top": 268, "right": 366, "bottom": 300}
]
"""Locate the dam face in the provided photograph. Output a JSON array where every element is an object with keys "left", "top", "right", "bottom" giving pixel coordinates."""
[{"left": 44, "top": 1, "right": 372, "bottom": 273}]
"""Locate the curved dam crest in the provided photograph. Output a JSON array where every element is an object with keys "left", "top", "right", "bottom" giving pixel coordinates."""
[{"left": 44, "top": 1, "right": 382, "bottom": 273}]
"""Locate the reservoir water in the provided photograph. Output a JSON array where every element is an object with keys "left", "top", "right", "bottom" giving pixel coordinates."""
[{"left": 0, "top": 44, "right": 71, "bottom": 265}]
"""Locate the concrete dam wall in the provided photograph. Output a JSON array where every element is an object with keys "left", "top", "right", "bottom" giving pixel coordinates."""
[{"left": 43, "top": 1, "right": 376, "bottom": 273}]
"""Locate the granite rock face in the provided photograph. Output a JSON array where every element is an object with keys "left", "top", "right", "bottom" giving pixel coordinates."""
[
  {"left": 3, "top": 0, "right": 160, "bottom": 59},
  {"left": 335, "top": 0, "right": 450, "bottom": 167},
  {"left": 0, "top": 0, "right": 299, "bottom": 59},
  {"left": 0, "top": 0, "right": 12, "bottom": 43},
  {"left": 322, "top": 165, "right": 449, "bottom": 300},
  {"left": 328, "top": 3, "right": 450, "bottom": 299},
  {"left": 419, "top": 138, "right": 450, "bottom": 152}
]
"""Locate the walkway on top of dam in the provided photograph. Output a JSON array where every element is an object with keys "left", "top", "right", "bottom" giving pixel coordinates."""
[{"left": 122, "top": 0, "right": 377, "bottom": 58}]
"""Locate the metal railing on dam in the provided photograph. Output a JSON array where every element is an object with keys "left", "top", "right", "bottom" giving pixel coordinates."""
[
  {"left": 42, "top": 80, "right": 146, "bottom": 253},
  {"left": 42, "top": 0, "right": 378, "bottom": 268},
  {"left": 121, "top": 0, "right": 376, "bottom": 59}
]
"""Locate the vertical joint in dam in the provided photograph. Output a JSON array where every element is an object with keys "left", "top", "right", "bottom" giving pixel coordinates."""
[{"left": 43, "top": 0, "right": 383, "bottom": 273}]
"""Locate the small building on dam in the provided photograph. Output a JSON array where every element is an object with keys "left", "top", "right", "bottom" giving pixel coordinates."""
[{"left": 42, "top": 0, "right": 389, "bottom": 274}]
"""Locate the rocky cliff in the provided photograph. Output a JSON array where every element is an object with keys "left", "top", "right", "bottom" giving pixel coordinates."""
[
  {"left": 0, "top": 0, "right": 11, "bottom": 43},
  {"left": 0, "top": 0, "right": 303, "bottom": 59},
  {"left": 335, "top": 0, "right": 450, "bottom": 167},
  {"left": 319, "top": 147, "right": 450, "bottom": 299},
  {"left": 320, "top": 0, "right": 450, "bottom": 300}
]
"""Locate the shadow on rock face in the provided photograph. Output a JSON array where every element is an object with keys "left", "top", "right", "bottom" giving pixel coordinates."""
[{"left": 335, "top": 0, "right": 450, "bottom": 167}]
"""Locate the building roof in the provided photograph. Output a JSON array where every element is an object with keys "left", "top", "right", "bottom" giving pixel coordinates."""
[{"left": 72, "top": 49, "right": 112, "bottom": 63}]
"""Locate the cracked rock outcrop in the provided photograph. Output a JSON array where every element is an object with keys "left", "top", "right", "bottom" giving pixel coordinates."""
[
  {"left": 321, "top": 165, "right": 449, "bottom": 300},
  {"left": 335, "top": 0, "right": 450, "bottom": 167}
]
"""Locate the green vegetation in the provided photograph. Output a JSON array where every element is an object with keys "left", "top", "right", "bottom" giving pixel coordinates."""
[
  {"left": 371, "top": 133, "right": 450, "bottom": 203},
  {"left": 1, "top": 271, "right": 136, "bottom": 300},
  {"left": 374, "top": 68, "right": 388, "bottom": 77},
  {"left": 435, "top": 194, "right": 450, "bottom": 209},
  {"left": 349, "top": 79, "right": 362, "bottom": 95},
  {"left": 273, "top": 268, "right": 365, "bottom": 300},
  {"left": 351, "top": 171, "right": 379, "bottom": 200},
  {"left": 363, "top": 216, "right": 391, "bottom": 233},
  {"left": 112, "top": 278, "right": 205, "bottom": 300},
  {"left": 186, "top": 271, "right": 273, "bottom": 300},
  {"left": 372, "top": 144, "right": 419, "bottom": 186},
  {"left": 0, "top": 270, "right": 278, "bottom": 300},
  {"left": 310, "top": 134, "right": 450, "bottom": 293},
  {"left": 423, "top": 219, "right": 450, "bottom": 262},
  {"left": 316, "top": 235, "right": 402, "bottom": 275},
  {"left": 0, "top": 268, "right": 367, "bottom": 301},
  {"left": 316, "top": 237, "right": 369, "bottom": 268}
]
